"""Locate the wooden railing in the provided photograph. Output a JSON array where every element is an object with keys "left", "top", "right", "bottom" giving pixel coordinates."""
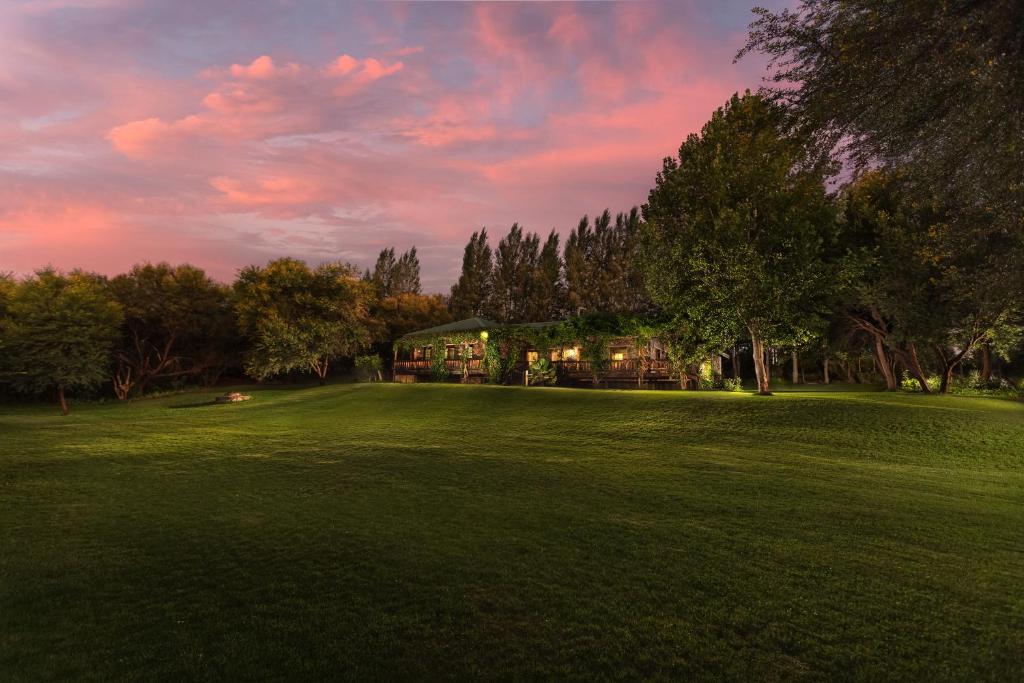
[{"left": 394, "top": 359, "right": 486, "bottom": 374}]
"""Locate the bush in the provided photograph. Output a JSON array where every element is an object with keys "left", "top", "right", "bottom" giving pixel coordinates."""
[
  {"left": 527, "top": 358, "right": 556, "bottom": 386},
  {"left": 900, "top": 372, "right": 939, "bottom": 393},
  {"left": 721, "top": 378, "right": 744, "bottom": 392},
  {"left": 354, "top": 354, "right": 383, "bottom": 382}
]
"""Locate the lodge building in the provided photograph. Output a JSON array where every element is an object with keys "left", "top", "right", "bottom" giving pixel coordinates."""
[{"left": 392, "top": 317, "right": 679, "bottom": 388}]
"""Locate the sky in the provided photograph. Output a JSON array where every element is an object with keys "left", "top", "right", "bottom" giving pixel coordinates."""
[{"left": 0, "top": 0, "right": 786, "bottom": 292}]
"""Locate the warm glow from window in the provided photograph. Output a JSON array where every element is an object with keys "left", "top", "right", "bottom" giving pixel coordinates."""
[
  {"left": 526, "top": 351, "right": 539, "bottom": 363},
  {"left": 612, "top": 352, "right": 625, "bottom": 361},
  {"left": 564, "top": 347, "right": 578, "bottom": 360}
]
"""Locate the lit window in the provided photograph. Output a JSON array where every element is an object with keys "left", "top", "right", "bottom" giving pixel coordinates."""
[
  {"left": 564, "top": 347, "right": 578, "bottom": 360},
  {"left": 526, "top": 351, "right": 539, "bottom": 363},
  {"left": 549, "top": 348, "right": 561, "bottom": 361},
  {"left": 612, "top": 352, "right": 625, "bottom": 361}
]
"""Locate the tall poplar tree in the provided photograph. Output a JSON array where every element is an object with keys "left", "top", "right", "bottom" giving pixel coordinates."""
[
  {"left": 528, "top": 230, "right": 564, "bottom": 321},
  {"left": 489, "top": 224, "right": 540, "bottom": 323},
  {"left": 449, "top": 228, "right": 494, "bottom": 319}
]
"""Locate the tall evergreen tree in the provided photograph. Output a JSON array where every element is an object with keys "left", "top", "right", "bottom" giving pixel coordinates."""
[
  {"left": 371, "top": 248, "right": 397, "bottom": 297},
  {"left": 371, "top": 247, "right": 421, "bottom": 298},
  {"left": 564, "top": 215, "right": 595, "bottom": 315},
  {"left": 489, "top": 224, "right": 540, "bottom": 323},
  {"left": 449, "top": 229, "right": 493, "bottom": 319},
  {"left": 528, "top": 230, "right": 564, "bottom": 321},
  {"left": 564, "top": 208, "right": 648, "bottom": 315},
  {"left": 392, "top": 247, "right": 422, "bottom": 296}
]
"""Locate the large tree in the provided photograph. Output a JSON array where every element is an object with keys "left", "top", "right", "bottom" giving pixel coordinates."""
[
  {"left": 108, "top": 263, "right": 231, "bottom": 398},
  {"left": 234, "top": 258, "right": 372, "bottom": 384},
  {"left": 1, "top": 270, "right": 122, "bottom": 414},
  {"left": 739, "top": 1, "right": 1024, "bottom": 236},
  {"left": 840, "top": 170, "right": 1024, "bottom": 393},
  {"left": 640, "top": 93, "right": 839, "bottom": 395},
  {"left": 449, "top": 229, "right": 493, "bottom": 319}
]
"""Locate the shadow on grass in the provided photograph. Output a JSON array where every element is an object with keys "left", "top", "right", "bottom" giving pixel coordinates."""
[{"left": 168, "top": 400, "right": 218, "bottom": 409}]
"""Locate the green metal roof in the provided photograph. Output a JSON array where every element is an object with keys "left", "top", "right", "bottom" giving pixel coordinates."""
[
  {"left": 401, "top": 317, "right": 500, "bottom": 339},
  {"left": 401, "top": 317, "right": 566, "bottom": 340}
]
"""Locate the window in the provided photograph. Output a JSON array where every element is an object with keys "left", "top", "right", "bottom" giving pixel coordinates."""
[
  {"left": 564, "top": 347, "right": 579, "bottom": 360},
  {"left": 549, "top": 348, "right": 561, "bottom": 362},
  {"left": 526, "top": 350, "right": 539, "bottom": 363},
  {"left": 446, "top": 345, "right": 459, "bottom": 360},
  {"left": 612, "top": 351, "right": 625, "bottom": 361}
]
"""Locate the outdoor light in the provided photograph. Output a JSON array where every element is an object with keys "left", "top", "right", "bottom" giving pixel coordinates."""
[{"left": 480, "top": 331, "right": 488, "bottom": 341}]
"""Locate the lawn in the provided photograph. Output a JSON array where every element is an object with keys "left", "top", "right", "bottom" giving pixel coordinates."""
[{"left": 1, "top": 384, "right": 1023, "bottom": 680}]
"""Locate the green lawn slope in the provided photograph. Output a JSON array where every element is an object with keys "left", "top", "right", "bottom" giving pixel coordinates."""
[{"left": 2, "top": 384, "right": 1022, "bottom": 680}]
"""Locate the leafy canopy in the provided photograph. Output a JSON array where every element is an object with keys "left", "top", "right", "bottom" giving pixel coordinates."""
[
  {"left": 234, "top": 258, "right": 372, "bottom": 381},
  {"left": 640, "top": 92, "right": 839, "bottom": 349},
  {"left": 1, "top": 269, "right": 122, "bottom": 399}
]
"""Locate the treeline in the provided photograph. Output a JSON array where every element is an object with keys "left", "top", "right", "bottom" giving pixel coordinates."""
[
  {"left": 0, "top": 252, "right": 452, "bottom": 414},
  {"left": 448, "top": 208, "right": 649, "bottom": 323}
]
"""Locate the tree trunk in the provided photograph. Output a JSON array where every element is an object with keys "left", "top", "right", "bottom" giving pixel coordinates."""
[
  {"left": 934, "top": 344, "right": 971, "bottom": 395},
  {"left": 892, "top": 343, "right": 929, "bottom": 393},
  {"left": 823, "top": 357, "right": 830, "bottom": 384},
  {"left": 317, "top": 356, "right": 329, "bottom": 385},
  {"left": 980, "top": 344, "right": 992, "bottom": 382},
  {"left": 58, "top": 384, "right": 69, "bottom": 416},
  {"left": 749, "top": 328, "right": 771, "bottom": 395},
  {"left": 872, "top": 335, "right": 897, "bottom": 391},
  {"left": 731, "top": 346, "right": 741, "bottom": 379},
  {"left": 939, "top": 365, "right": 955, "bottom": 394},
  {"left": 791, "top": 350, "right": 800, "bottom": 385}
]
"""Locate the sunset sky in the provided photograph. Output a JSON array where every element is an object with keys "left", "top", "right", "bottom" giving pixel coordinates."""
[{"left": 0, "top": 0, "right": 785, "bottom": 292}]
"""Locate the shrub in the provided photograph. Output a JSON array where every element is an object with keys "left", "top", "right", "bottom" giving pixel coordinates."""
[
  {"left": 900, "top": 372, "right": 940, "bottom": 393},
  {"left": 721, "top": 378, "right": 744, "bottom": 392},
  {"left": 527, "top": 358, "right": 557, "bottom": 386},
  {"left": 354, "top": 354, "right": 382, "bottom": 382}
]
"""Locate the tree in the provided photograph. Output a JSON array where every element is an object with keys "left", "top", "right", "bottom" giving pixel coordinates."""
[
  {"left": 840, "top": 170, "right": 1024, "bottom": 393},
  {"left": 489, "top": 224, "right": 540, "bottom": 323},
  {"left": 234, "top": 258, "right": 372, "bottom": 384},
  {"left": 1, "top": 270, "right": 122, "bottom": 414},
  {"left": 564, "top": 208, "right": 650, "bottom": 315},
  {"left": 739, "top": 1, "right": 1024, "bottom": 238},
  {"left": 528, "top": 230, "right": 564, "bottom": 321},
  {"left": 393, "top": 247, "right": 422, "bottom": 296},
  {"left": 449, "top": 229, "right": 493, "bottom": 318},
  {"left": 374, "top": 292, "right": 452, "bottom": 341},
  {"left": 108, "top": 263, "right": 231, "bottom": 398},
  {"left": 0, "top": 273, "right": 14, "bottom": 358},
  {"left": 371, "top": 247, "right": 421, "bottom": 298},
  {"left": 640, "top": 92, "right": 839, "bottom": 395}
]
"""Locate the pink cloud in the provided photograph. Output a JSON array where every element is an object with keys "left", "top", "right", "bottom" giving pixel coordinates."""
[
  {"left": 106, "top": 53, "right": 405, "bottom": 159},
  {"left": 210, "top": 175, "right": 328, "bottom": 207}
]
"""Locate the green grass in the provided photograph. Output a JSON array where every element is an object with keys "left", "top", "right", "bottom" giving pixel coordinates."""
[{"left": 2, "top": 384, "right": 1023, "bottom": 680}]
